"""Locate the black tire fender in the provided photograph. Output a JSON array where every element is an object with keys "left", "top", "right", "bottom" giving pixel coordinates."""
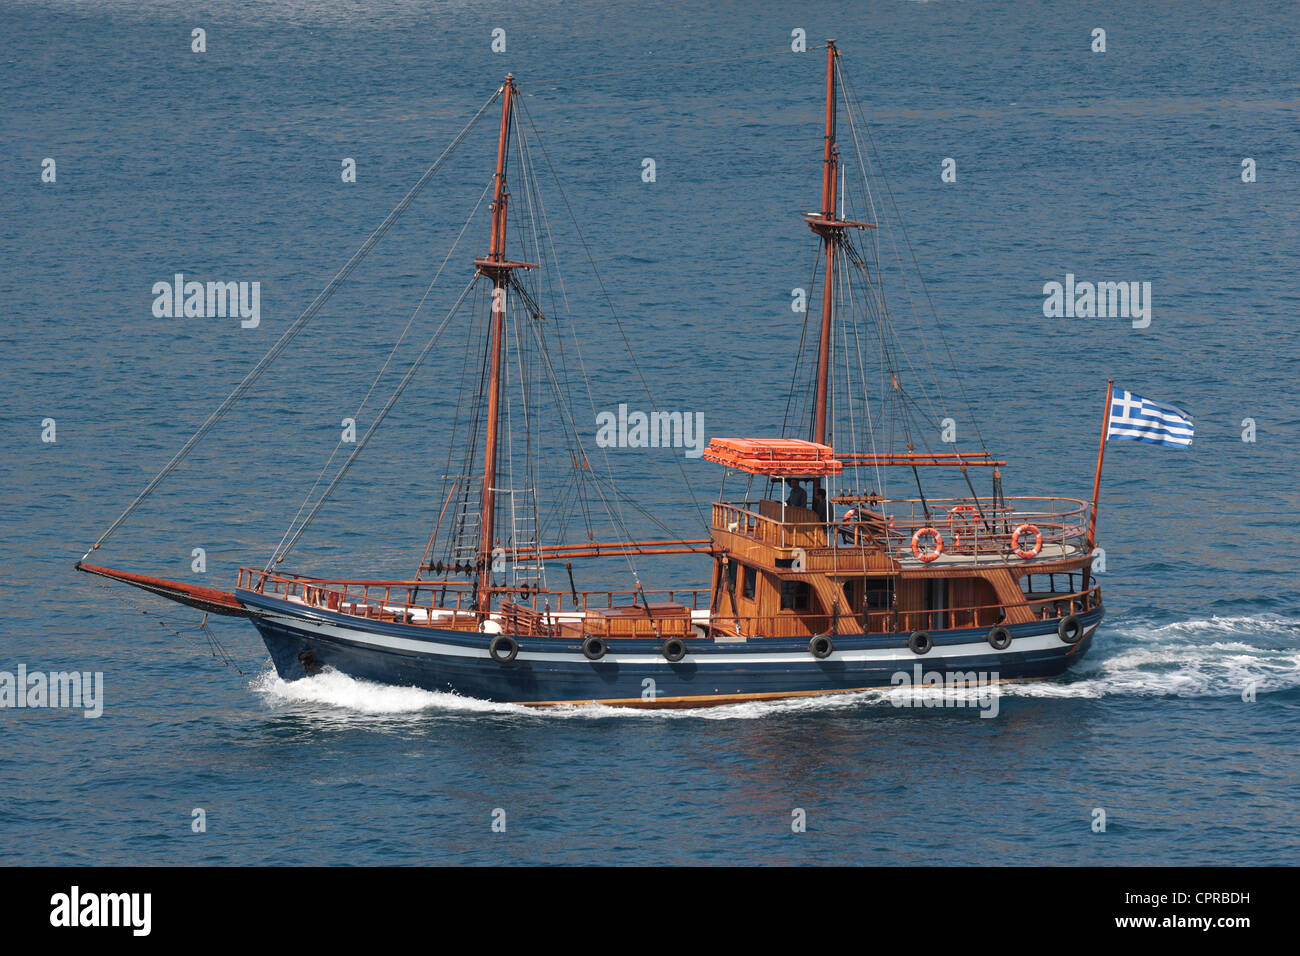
[
  {"left": 489, "top": 634, "right": 519, "bottom": 663},
  {"left": 1058, "top": 615, "right": 1084, "bottom": 645}
]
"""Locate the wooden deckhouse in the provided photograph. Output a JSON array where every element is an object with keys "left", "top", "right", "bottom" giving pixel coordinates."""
[{"left": 704, "top": 438, "right": 1099, "bottom": 643}]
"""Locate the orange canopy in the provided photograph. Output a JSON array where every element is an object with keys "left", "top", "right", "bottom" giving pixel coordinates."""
[{"left": 703, "top": 438, "right": 843, "bottom": 476}]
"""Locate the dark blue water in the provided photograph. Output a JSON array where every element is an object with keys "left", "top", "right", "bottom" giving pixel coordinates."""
[{"left": 3, "top": 0, "right": 1298, "bottom": 864}]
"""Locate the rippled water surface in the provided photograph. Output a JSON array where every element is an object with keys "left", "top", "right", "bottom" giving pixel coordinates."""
[{"left": 2, "top": 0, "right": 1298, "bottom": 864}]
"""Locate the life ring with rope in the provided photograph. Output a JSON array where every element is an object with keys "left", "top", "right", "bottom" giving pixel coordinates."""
[
  {"left": 1011, "top": 523, "right": 1043, "bottom": 560},
  {"left": 910, "top": 527, "right": 944, "bottom": 563}
]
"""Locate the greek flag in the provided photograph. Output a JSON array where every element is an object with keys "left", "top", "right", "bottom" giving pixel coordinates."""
[{"left": 1107, "top": 389, "right": 1194, "bottom": 448}]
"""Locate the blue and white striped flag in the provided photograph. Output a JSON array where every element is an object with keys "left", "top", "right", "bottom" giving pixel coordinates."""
[{"left": 1107, "top": 389, "right": 1194, "bottom": 448}]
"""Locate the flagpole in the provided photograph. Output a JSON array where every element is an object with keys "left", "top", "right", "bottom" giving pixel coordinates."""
[{"left": 1086, "top": 379, "right": 1114, "bottom": 551}]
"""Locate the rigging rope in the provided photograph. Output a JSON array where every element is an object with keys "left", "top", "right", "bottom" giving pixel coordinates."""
[
  {"left": 92, "top": 577, "right": 244, "bottom": 673},
  {"left": 271, "top": 175, "right": 496, "bottom": 566},
  {"left": 82, "top": 88, "right": 502, "bottom": 561},
  {"left": 838, "top": 60, "right": 991, "bottom": 456},
  {"left": 269, "top": 274, "right": 481, "bottom": 565},
  {"left": 517, "top": 93, "right": 711, "bottom": 535}
]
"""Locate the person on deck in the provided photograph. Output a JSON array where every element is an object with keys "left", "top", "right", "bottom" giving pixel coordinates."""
[
  {"left": 811, "top": 487, "right": 831, "bottom": 545},
  {"left": 786, "top": 481, "right": 807, "bottom": 510},
  {"left": 811, "top": 486, "right": 828, "bottom": 520}
]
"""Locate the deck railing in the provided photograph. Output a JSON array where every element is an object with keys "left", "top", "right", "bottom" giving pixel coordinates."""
[
  {"left": 712, "top": 496, "right": 1090, "bottom": 563},
  {"left": 712, "top": 584, "right": 1102, "bottom": 637},
  {"left": 237, "top": 567, "right": 710, "bottom": 629}
]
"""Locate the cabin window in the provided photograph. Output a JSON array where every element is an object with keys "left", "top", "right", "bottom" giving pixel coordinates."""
[
  {"left": 1021, "top": 572, "right": 1080, "bottom": 596},
  {"left": 843, "top": 576, "right": 893, "bottom": 614},
  {"left": 741, "top": 566, "right": 756, "bottom": 600},
  {"left": 725, "top": 560, "right": 738, "bottom": 595},
  {"left": 780, "top": 580, "right": 813, "bottom": 611}
]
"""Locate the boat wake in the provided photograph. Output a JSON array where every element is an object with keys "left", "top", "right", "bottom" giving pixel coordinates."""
[
  {"left": 250, "top": 668, "right": 527, "bottom": 716},
  {"left": 249, "top": 613, "right": 1299, "bottom": 720},
  {"left": 1004, "top": 613, "right": 1300, "bottom": 701}
]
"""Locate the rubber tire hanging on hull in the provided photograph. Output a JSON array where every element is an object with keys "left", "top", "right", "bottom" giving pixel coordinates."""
[
  {"left": 809, "top": 634, "right": 835, "bottom": 659},
  {"left": 1058, "top": 615, "right": 1084, "bottom": 644},
  {"left": 582, "top": 636, "right": 607, "bottom": 661},
  {"left": 987, "top": 626, "right": 1012, "bottom": 651},
  {"left": 909, "top": 631, "right": 932, "bottom": 655},
  {"left": 661, "top": 638, "right": 687, "bottom": 662},
  {"left": 489, "top": 634, "right": 519, "bottom": 663}
]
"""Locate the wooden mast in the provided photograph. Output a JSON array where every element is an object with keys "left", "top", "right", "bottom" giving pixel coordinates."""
[
  {"left": 812, "top": 39, "right": 839, "bottom": 449},
  {"left": 476, "top": 74, "right": 517, "bottom": 607}
]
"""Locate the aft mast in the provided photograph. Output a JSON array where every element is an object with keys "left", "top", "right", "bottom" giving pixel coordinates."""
[
  {"left": 811, "top": 39, "right": 840, "bottom": 448},
  {"left": 804, "top": 41, "right": 873, "bottom": 454},
  {"left": 795, "top": 39, "right": 878, "bottom": 486}
]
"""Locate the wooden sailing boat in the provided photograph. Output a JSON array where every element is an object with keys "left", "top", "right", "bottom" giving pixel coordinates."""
[{"left": 79, "top": 42, "right": 1104, "bottom": 708}]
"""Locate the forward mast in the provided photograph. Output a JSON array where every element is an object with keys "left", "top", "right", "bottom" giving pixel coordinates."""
[{"left": 473, "top": 74, "right": 536, "bottom": 607}]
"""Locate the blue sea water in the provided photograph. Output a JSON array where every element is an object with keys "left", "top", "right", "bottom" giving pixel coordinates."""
[{"left": 2, "top": 0, "right": 1298, "bottom": 865}]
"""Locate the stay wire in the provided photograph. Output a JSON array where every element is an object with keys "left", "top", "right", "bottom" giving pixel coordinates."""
[
  {"left": 83, "top": 88, "right": 503, "bottom": 561},
  {"left": 270, "top": 275, "right": 481, "bottom": 565}
]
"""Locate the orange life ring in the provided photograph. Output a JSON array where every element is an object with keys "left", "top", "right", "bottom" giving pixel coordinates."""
[
  {"left": 1012, "top": 523, "right": 1043, "bottom": 559},
  {"left": 910, "top": 526, "right": 944, "bottom": 562}
]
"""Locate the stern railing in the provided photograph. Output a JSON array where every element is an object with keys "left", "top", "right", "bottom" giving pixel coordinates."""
[{"left": 712, "top": 496, "right": 1091, "bottom": 563}]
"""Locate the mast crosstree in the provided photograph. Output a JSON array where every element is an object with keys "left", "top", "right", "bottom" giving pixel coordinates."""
[{"left": 806, "top": 40, "right": 876, "bottom": 457}]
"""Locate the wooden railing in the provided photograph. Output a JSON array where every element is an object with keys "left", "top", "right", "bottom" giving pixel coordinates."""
[
  {"left": 237, "top": 568, "right": 710, "bottom": 630},
  {"left": 711, "top": 584, "right": 1103, "bottom": 637},
  {"left": 712, "top": 496, "right": 1091, "bottom": 563},
  {"left": 863, "top": 583, "right": 1101, "bottom": 633}
]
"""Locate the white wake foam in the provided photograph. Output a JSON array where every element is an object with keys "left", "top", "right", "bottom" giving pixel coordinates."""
[
  {"left": 1006, "top": 614, "right": 1300, "bottom": 699},
  {"left": 251, "top": 669, "right": 528, "bottom": 716},
  {"left": 249, "top": 666, "right": 897, "bottom": 721}
]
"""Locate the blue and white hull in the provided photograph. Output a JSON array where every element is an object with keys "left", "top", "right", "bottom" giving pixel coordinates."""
[{"left": 238, "top": 589, "right": 1101, "bottom": 708}]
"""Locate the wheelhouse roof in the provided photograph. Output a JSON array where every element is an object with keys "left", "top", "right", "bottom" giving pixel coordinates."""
[{"left": 703, "top": 438, "right": 843, "bottom": 476}]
